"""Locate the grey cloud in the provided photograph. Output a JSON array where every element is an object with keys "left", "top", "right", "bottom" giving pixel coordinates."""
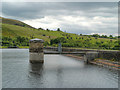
[
  {"left": 61, "top": 21, "right": 117, "bottom": 35},
  {"left": 1, "top": 2, "right": 118, "bottom": 35},
  {"left": 2, "top": 2, "right": 117, "bottom": 20}
]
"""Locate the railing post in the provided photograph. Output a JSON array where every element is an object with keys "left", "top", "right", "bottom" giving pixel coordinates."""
[
  {"left": 58, "top": 43, "right": 62, "bottom": 53},
  {"left": 29, "top": 38, "right": 44, "bottom": 63}
]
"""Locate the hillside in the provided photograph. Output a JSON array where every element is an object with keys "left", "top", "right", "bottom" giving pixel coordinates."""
[
  {"left": 2, "top": 22, "right": 65, "bottom": 41},
  {"left": 1, "top": 17, "right": 34, "bottom": 29},
  {"left": 1, "top": 17, "right": 119, "bottom": 50},
  {"left": 1, "top": 17, "right": 82, "bottom": 42}
]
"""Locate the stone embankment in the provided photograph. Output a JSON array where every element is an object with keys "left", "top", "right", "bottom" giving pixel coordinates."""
[
  {"left": 65, "top": 54, "right": 120, "bottom": 70},
  {"left": 90, "top": 59, "right": 120, "bottom": 70}
]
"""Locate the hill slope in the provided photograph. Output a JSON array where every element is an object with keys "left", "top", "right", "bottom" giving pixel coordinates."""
[
  {"left": 1, "top": 17, "right": 119, "bottom": 50},
  {"left": 1, "top": 17, "right": 34, "bottom": 28},
  {"left": 2, "top": 23, "right": 65, "bottom": 41},
  {"left": 1, "top": 17, "right": 79, "bottom": 42}
]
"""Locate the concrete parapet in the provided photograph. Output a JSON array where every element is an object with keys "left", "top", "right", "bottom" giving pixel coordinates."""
[{"left": 29, "top": 38, "right": 44, "bottom": 63}]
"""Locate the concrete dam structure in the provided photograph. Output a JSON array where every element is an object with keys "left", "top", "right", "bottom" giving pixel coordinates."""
[
  {"left": 29, "top": 38, "right": 98, "bottom": 64},
  {"left": 29, "top": 38, "right": 120, "bottom": 64}
]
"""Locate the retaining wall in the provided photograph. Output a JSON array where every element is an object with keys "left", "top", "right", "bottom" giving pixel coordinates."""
[{"left": 45, "top": 47, "right": 120, "bottom": 61}]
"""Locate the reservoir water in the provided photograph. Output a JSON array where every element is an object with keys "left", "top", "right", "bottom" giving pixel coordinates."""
[{"left": 2, "top": 49, "right": 118, "bottom": 88}]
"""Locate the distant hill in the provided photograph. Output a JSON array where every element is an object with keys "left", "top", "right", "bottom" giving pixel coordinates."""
[
  {"left": 1, "top": 17, "right": 34, "bottom": 29},
  {"left": 1, "top": 17, "right": 66, "bottom": 42}
]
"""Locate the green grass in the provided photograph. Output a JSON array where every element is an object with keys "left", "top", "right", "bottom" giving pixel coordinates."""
[
  {"left": 2, "top": 23, "right": 118, "bottom": 49},
  {"left": 2, "top": 23, "right": 64, "bottom": 42},
  {"left": 18, "top": 46, "right": 29, "bottom": 48},
  {"left": 1, "top": 17, "right": 34, "bottom": 28},
  {"left": 1, "top": 17, "right": 119, "bottom": 50}
]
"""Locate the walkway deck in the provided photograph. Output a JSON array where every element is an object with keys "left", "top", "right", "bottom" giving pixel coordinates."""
[{"left": 44, "top": 50, "right": 85, "bottom": 54}]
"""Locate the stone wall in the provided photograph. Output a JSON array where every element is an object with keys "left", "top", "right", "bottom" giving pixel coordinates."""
[
  {"left": 98, "top": 51, "right": 120, "bottom": 61},
  {"left": 45, "top": 47, "right": 120, "bottom": 61}
]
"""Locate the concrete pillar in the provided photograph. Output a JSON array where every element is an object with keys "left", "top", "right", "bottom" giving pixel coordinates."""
[
  {"left": 84, "top": 52, "right": 99, "bottom": 63},
  {"left": 29, "top": 38, "right": 44, "bottom": 63}
]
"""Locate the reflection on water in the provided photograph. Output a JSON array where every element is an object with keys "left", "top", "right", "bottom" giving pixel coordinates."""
[
  {"left": 2, "top": 49, "right": 118, "bottom": 88},
  {"left": 29, "top": 63, "right": 43, "bottom": 75}
]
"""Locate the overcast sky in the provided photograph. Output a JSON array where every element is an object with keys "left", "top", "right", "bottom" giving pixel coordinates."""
[{"left": 2, "top": 2, "right": 118, "bottom": 36}]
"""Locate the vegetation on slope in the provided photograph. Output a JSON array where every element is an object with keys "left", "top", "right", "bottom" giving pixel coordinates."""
[
  {"left": 1, "top": 17, "right": 34, "bottom": 28},
  {"left": 1, "top": 17, "right": 120, "bottom": 50}
]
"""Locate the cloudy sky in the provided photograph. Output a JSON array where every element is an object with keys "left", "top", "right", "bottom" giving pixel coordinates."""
[{"left": 2, "top": 2, "right": 118, "bottom": 36}]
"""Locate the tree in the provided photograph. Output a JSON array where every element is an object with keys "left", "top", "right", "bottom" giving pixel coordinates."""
[
  {"left": 92, "top": 34, "right": 100, "bottom": 37},
  {"left": 38, "top": 28, "right": 44, "bottom": 30},
  {"left": 80, "top": 34, "right": 82, "bottom": 36},
  {"left": 44, "top": 41, "right": 49, "bottom": 46},
  {"left": 109, "top": 35, "right": 113, "bottom": 39},
  {"left": 57, "top": 28, "right": 61, "bottom": 31},
  {"left": 43, "top": 34, "right": 46, "bottom": 36},
  {"left": 50, "top": 37, "right": 66, "bottom": 45},
  {"left": 100, "top": 35, "right": 105, "bottom": 38},
  {"left": 46, "top": 29, "right": 50, "bottom": 31}
]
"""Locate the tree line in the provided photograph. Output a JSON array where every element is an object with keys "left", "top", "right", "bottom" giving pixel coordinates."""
[
  {"left": 2, "top": 35, "right": 120, "bottom": 50},
  {"left": 50, "top": 37, "right": 119, "bottom": 50}
]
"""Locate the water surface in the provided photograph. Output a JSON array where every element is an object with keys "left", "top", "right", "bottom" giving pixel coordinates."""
[{"left": 2, "top": 49, "right": 118, "bottom": 88}]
